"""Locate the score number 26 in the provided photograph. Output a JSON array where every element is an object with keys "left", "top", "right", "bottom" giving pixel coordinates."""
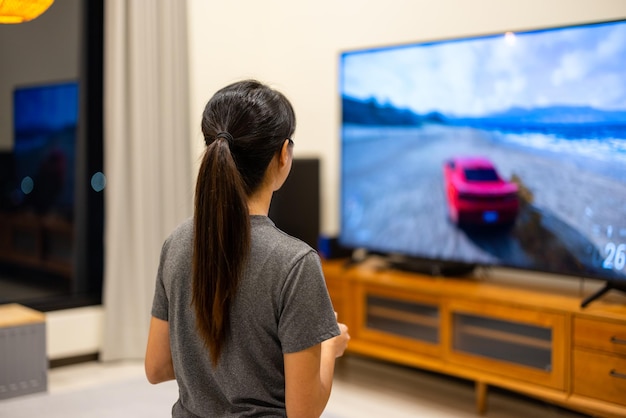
[{"left": 603, "top": 242, "right": 626, "bottom": 271}]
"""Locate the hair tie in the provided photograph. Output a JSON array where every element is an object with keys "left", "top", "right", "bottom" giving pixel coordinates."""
[{"left": 216, "top": 131, "right": 234, "bottom": 147}]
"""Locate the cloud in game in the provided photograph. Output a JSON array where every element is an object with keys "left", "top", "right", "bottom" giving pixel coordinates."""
[{"left": 341, "top": 21, "right": 626, "bottom": 117}]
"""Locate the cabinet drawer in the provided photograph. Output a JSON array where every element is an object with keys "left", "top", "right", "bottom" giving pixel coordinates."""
[
  {"left": 573, "top": 348, "right": 626, "bottom": 406},
  {"left": 574, "top": 317, "right": 626, "bottom": 355}
]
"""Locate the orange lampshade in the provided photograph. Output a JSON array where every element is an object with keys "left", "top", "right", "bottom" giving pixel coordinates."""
[{"left": 0, "top": 0, "right": 54, "bottom": 24}]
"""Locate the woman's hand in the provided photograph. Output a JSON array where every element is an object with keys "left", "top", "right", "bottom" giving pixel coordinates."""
[{"left": 322, "top": 313, "right": 350, "bottom": 358}]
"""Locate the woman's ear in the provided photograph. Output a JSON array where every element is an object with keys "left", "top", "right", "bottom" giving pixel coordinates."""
[
  {"left": 279, "top": 138, "right": 293, "bottom": 168},
  {"left": 273, "top": 139, "right": 293, "bottom": 191}
]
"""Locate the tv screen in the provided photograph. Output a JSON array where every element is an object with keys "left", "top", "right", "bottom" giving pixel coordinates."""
[
  {"left": 13, "top": 81, "right": 78, "bottom": 218},
  {"left": 339, "top": 19, "right": 626, "bottom": 284}
]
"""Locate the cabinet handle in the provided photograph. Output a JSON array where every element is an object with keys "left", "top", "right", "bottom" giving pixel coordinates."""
[
  {"left": 610, "top": 336, "right": 626, "bottom": 345},
  {"left": 610, "top": 369, "right": 626, "bottom": 380}
]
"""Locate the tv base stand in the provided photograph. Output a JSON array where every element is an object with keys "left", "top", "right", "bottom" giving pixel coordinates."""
[
  {"left": 581, "top": 280, "right": 626, "bottom": 308},
  {"left": 385, "top": 255, "right": 476, "bottom": 277}
]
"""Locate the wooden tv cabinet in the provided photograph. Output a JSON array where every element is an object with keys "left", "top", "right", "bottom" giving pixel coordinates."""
[{"left": 322, "top": 258, "right": 626, "bottom": 417}]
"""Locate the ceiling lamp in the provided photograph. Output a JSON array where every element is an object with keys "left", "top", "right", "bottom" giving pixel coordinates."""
[{"left": 0, "top": 0, "right": 54, "bottom": 24}]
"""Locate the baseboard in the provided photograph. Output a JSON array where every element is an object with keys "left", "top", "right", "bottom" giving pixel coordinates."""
[{"left": 49, "top": 352, "right": 100, "bottom": 368}]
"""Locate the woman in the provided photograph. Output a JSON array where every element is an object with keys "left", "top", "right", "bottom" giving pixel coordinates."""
[{"left": 145, "top": 79, "right": 350, "bottom": 417}]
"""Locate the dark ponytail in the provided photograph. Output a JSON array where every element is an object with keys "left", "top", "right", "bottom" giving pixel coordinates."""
[{"left": 192, "top": 80, "right": 296, "bottom": 365}]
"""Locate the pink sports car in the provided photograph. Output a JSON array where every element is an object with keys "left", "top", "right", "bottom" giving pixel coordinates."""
[{"left": 443, "top": 156, "right": 519, "bottom": 226}]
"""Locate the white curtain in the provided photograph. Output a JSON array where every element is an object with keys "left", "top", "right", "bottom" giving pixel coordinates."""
[{"left": 101, "top": 0, "right": 193, "bottom": 361}]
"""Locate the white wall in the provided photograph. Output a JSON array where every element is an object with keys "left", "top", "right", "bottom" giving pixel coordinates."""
[{"left": 187, "top": 0, "right": 626, "bottom": 236}]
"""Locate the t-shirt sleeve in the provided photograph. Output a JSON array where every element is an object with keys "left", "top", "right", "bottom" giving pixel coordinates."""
[
  {"left": 278, "top": 251, "right": 341, "bottom": 353},
  {"left": 151, "top": 237, "right": 170, "bottom": 321}
]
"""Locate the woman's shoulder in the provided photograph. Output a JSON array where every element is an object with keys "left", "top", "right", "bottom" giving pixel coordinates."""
[
  {"left": 160, "top": 217, "right": 194, "bottom": 254},
  {"left": 171, "top": 217, "right": 194, "bottom": 238},
  {"left": 253, "top": 216, "right": 313, "bottom": 249}
]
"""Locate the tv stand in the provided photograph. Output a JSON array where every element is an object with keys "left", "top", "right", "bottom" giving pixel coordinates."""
[
  {"left": 345, "top": 251, "right": 476, "bottom": 277},
  {"left": 322, "top": 258, "right": 626, "bottom": 417},
  {"left": 385, "top": 255, "right": 476, "bottom": 277},
  {"left": 581, "top": 280, "right": 626, "bottom": 308}
]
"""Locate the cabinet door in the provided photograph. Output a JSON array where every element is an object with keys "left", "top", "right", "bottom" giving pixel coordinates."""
[
  {"left": 355, "top": 283, "right": 442, "bottom": 358},
  {"left": 447, "top": 300, "right": 567, "bottom": 390}
]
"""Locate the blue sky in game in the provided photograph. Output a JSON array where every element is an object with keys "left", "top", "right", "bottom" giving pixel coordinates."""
[{"left": 341, "top": 20, "right": 626, "bottom": 117}]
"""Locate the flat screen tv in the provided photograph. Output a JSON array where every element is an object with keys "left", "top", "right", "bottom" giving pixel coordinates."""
[{"left": 339, "top": 19, "right": 626, "bottom": 305}]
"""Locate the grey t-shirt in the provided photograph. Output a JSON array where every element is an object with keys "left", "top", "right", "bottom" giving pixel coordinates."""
[{"left": 151, "top": 215, "right": 340, "bottom": 417}]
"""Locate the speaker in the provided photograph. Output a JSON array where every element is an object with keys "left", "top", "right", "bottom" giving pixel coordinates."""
[
  {"left": 317, "top": 235, "right": 354, "bottom": 260},
  {"left": 269, "top": 158, "right": 320, "bottom": 249}
]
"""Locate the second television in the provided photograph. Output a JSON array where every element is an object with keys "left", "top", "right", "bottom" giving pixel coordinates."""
[{"left": 339, "top": 19, "right": 626, "bottom": 286}]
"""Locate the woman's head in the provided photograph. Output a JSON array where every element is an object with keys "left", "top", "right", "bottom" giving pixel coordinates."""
[
  {"left": 193, "top": 80, "right": 296, "bottom": 365},
  {"left": 200, "top": 79, "right": 296, "bottom": 195}
]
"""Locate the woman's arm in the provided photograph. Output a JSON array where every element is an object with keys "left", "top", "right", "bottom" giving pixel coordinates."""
[
  {"left": 284, "top": 322, "right": 350, "bottom": 418},
  {"left": 145, "top": 316, "right": 175, "bottom": 384}
]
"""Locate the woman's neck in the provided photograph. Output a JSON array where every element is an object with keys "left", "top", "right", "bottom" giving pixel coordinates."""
[
  {"left": 247, "top": 188, "right": 273, "bottom": 216},
  {"left": 248, "top": 151, "right": 288, "bottom": 216}
]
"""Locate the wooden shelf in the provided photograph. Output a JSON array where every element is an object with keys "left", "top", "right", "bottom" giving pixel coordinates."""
[
  {"left": 369, "top": 305, "right": 439, "bottom": 328},
  {"left": 456, "top": 324, "right": 552, "bottom": 350}
]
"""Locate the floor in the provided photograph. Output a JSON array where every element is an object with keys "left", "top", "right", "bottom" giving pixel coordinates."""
[{"left": 41, "top": 354, "right": 588, "bottom": 418}]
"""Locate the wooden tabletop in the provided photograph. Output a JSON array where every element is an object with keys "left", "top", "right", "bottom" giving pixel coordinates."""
[{"left": 0, "top": 303, "right": 45, "bottom": 327}]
